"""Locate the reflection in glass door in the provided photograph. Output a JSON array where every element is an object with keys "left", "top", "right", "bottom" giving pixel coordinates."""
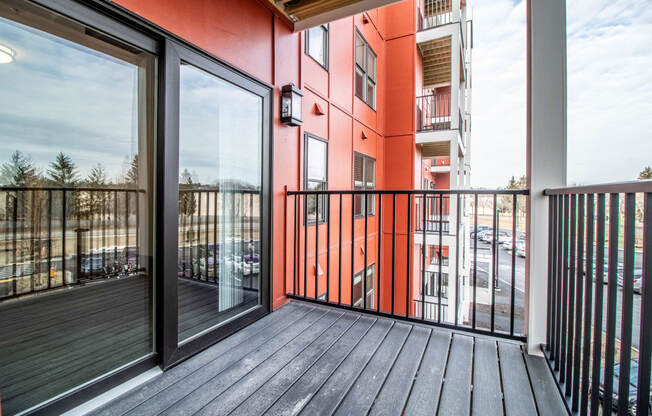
[
  {"left": 0, "top": 1, "right": 155, "bottom": 414},
  {"left": 177, "top": 63, "right": 263, "bottom": 342}
]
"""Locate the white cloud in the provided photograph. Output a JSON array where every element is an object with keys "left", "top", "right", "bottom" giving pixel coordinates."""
[{"left": 469, "top": 0, "right": 652, "bottom": 187}]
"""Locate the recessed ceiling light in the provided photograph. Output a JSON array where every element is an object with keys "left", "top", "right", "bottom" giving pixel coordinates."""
[{"left": 0, "top": 43, "right": 15, "bottom": 63}]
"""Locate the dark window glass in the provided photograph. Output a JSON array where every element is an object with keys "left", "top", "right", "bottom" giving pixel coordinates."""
[
  {"left": 306, "top": 24, "right": 328, "bottom": 68},
  {"left": 354, "top": 31, "right": 377, "bottom": 110},
  {"left": 0, "top": 2, "right": 155, "bottom": 413},
  {"left": 305, "top": 134, "right": 328, "bottom": 224},
  {"left": 353, "top": 264, "right": 375, "bottom": 308},
  {"left": 353, "top": 153, "right": 376, "bottom": 216}
]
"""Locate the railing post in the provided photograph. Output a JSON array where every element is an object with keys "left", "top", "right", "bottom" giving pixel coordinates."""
[{"left": 525, "top": 0, "right": 567, "bottom": 354}]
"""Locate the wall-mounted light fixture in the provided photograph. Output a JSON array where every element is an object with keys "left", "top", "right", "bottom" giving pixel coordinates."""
[
  {"left": 280, "top": 83, "right": 303, "bottom": 126},
  {"left": 0, "top": 43, "right": 15, "bottom": 64}
]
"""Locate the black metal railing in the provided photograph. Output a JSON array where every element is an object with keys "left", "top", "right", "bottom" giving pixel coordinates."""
[
  {"left": 177, "top": 188, "right": 261, "bottom": 291},
  {"left": 419, "top": 0, "right": 454, "bottom": 31},
  {"left": 416, "top": 93, "right": 451, "bottom": 132},
  {"left": 544, "top": 181, "right": 651, "bottom": 415},
  {"left": 0, "top": 186, "right": 143, "bottom": 299},
  {"left": 286, "top": 188, "right": 529, "bottom": 340},
  {"left": 415, "top": 194, "right": 450, "bottom": 233}
]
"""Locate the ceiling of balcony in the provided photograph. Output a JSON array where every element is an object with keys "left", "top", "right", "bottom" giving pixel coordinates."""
[
  {"left": 419, "top": 36, "right": 451, "bottom": 86},
  {"left": 266, "top": 0, "right": 401, "bottom": 31},
  {"left": 421, "top": 141, "right": 450, "bottom": 158}
]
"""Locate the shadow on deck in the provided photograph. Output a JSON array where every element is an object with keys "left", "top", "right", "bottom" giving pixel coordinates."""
[{"left": 93, "top": 301, "right": 567, "bottom": 416}]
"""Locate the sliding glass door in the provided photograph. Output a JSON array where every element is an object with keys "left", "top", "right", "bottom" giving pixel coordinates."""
[
  {"left": 176, "top": 63, "right": 264, "bottom": 343},
  {"left": 0, "top": 0, "right": 155, "bottom": 413}
]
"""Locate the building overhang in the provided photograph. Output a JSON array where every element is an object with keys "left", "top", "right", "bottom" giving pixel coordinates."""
[{"left": 264, "top": 0, "right": 402, "bottom": 32}]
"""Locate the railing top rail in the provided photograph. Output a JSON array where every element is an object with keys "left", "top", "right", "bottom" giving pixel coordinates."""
[
  {"left": 287, "top": 189, "right": 529, "bottom": 196},
  {"left": 543, "top": 180, "right": 652, "bottom": 195},
  {"left": 0, "top": 185, "right": 146, "bottom": 193},
  {"left": 416, "top": 92, "right": 451, "bottom": 99}
]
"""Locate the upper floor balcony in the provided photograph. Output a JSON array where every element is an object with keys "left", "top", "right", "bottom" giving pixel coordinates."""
[{"left": 416, "top": 93, "right": 465, "bottom": 157}]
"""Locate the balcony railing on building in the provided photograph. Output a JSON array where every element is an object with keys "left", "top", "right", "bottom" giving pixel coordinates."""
[
  {"left": 286, "top": 188, "right": 528, "bottom": 340},
  {"left": 416, "top": 92, "right": 451, "bottom": 132},
  {"left": 418, "top": 0, "right": 454, "bottom": 31}
]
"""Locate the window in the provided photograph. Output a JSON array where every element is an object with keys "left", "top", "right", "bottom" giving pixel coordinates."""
[
  {"left": 353, "top": 264, "right": 375, "bottom": 308},
  {"left": 305, "top": 134, "right": 328, "bottom": 224},
  {"left": 353, "top": 153, "right": 376, "bottom": 217},
  {"left": 354, "top": 30, "right": 377, "bottom": 109},
  {"left": 305, "top": 24, "right": 328, "bottom": 69}
]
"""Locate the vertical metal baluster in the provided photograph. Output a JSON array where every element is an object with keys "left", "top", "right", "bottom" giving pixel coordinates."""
[
  {"left": 125, "top": 191, "right": 129, "bottom": 275},
  {"left": 326, "top": 194, "right": 331, "bottom": 302},
  {"left": 293, "top": 194, "right": 297, "bottom": 296},
  {"left": 406, "top": 194, "right": 411, "bottom": 318},
  {"left": 205, "top": 191, "right": 210, "bottom": 281},
  {"left": 560, "top": 194, "right": 569, "bottom": 381},
  {"left": 565, "top": 194, "right": 577, "bottom": 396},
  {"left": 549, "top": 194, "right": 558, "bottom": 356},
  {"left": 102, "top": 192, "right": 106, "bottom": 273},
  {"left": 392, "top": 193, "right": 396, "bottom": 315},
  {"left": 554, "top": 194, "right": 564, "bottom": 370},
  {"left": 512, "top": 194, "right": 518, "bottom": 337},
  {"left": 338, "top": 194, "right": 343, "bottom": 304},
  {"left": 196, "top": 192, "right": 201, "bottom": 279},
  {"left": 590, "top": 193, "right": 605, "bottom": 416},
  {"left": 580, "top": 193, "right": 594, "bottom": 415},
  {"left": 315, "top": 194, "right": 319, "bottom": 299},
  {"left": 572, "top": 194, "right": 585, "bottom": 411},
  {"left": 455, "top": 193, "right": 460, "bottom": 326},
  {"left": 214, "top": 191, "right": 218, "bottom": 283},
  {"left": 304, "top": 194, "right": 308, "bottom": 298},
  {"left": 473, "top": 193, "right": 478, "bottom": 328},
  {"left": 351, "top": 193, "right": 355, "bottom": 307},
  {"left": 364, "top": 193, "right": 368, "bottom": 310},
  {"left": 602, "top": 193, "right": 620, "bottom": 413},
  {"left": 377, "top": 193, "right": 382, "bottom": 313},
  {"left": 113, "top": 190, "right": 117, "bottom": 270},
  {"left": 617, "top": 193, "right": 635, "bottom": 415},
  {"left": 62, "top": 190, "right": 67, "bottom": 284},
  {"left": 636, "top": 191, "right": 651, "bottom": 416},
  {"left": 249, "top": 192, "right": 254, "bottom": 286},
  {"left": 491, "top": 193, "right": 497, "bottom": 332},
  {"left": 47, "top": 190, "right": 52, "bottom": 289},
  {"left": 438, "top": 193, "right": 443, "bottom": 323},
  {"left": 136, "top": 190, "right": 140, "bottom": 271},
  {"left": 421, "top": 193, "right": 426, "bottom": 320},
  {"left": 89, "top": 192, "right": 94, "bottom": 279}
]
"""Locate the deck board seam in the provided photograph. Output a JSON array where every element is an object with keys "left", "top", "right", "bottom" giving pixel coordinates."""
[
  {"left": 116, "top": 305, "right": 316, "bottom": 416},
  {"left": 151, "top": 309, "right": 337, "bottom": 416},
  {"left": 434, "top": 332, "right": 454, "bottom": 416},
  {"left": 328, "top": 320, "right": 397, "bottom": 416},
  {"left": 201, "top": 312, "right": 361, "bottom": 416}
]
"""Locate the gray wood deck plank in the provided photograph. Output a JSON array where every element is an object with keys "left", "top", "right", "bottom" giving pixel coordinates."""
[
  {"left": 297, "top": 319, "right": 394, "bottom": 416},
  {"left": 91, "top": 302, "right": 307, "bottom": 416},
  {"left": 499, "top": 342, "right": 538, "bottom": 416},
  {"left": 438, "top": 334, "right": 473, "bottom": 416},
  {"left": 368, "top": 325, "right": 431, "bottom": 416},
  {"left": 523, "top": 353, "right": 567, "bottom": 416},
  {"left": 156, "top": 310, "right": 344, "bottom": 416},
  {"left": 402, "top": 330, "right": 451, "bottom": 415},
  {"left": 472, "top": 338, "right": 503, "bottom": 416},
  {"left": 333, "top": 322, "right": 412, "bottom": 416},
  {"left": 194, "top": 312, "right": 363, "bottom": 416}
]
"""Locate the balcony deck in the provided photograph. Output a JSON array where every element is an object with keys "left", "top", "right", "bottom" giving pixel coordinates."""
[{"left": 92, "top": 301, "right": 566, "bottom": 416}]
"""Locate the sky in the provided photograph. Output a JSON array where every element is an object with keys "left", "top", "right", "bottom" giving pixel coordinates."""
[{"left": 470, "top": 0, "right": 652, "bottom": 187}]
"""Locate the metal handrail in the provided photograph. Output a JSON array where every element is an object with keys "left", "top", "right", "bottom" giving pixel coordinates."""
[{"left": 544, "top": 179, "right": 652, "bottom": 195}]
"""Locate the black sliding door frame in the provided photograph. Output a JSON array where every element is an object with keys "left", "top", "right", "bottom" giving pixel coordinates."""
[
  {"left": 18, "top": 0, "right": 273, "bottom": 413},
  {"left": 160, "top": 39, "right": 272, "bottom": 369}
]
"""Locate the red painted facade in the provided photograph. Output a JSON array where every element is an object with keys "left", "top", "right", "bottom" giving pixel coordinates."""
[{"left": 113, "top": 0, "right": 425, "bottom": 313}]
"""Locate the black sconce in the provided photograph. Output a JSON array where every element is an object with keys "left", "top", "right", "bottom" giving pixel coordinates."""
[{"left": 281, "top": 83, "right": 303, "bottom": 126}]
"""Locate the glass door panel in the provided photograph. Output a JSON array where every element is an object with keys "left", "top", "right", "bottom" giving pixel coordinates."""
[
  {"left": 0, "top": 1, "right": 155, "bottom": 413},
  {"left": 177, "top": 63, "right": 263, "bottom": 343}
]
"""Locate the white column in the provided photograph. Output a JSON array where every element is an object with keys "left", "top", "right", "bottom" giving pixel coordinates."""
[{"left": 525, "top": 0, "right": 567, "bottom": 354}]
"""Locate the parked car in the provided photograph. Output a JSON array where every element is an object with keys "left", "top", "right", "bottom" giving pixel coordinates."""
[
  {"left": 515, "top": 241, "right": 526, "bottom": 258},
  {"left": 599, "top": 359, "right": 652, "bottom": 415},
  {"left": 479, "top": 230, "right": 493, "bottom": 243},
  {"left": 470, "top": 225, "right": 491, "bottom": 240},
  {"left": 503, "top": 240, "right": 514, "bottom": 251},
  {"left": 497, "top": 231, "right": 511, "bottom": 245},
  {"left": 616, "top": 268, "right": 643, "bottom": 292}
]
